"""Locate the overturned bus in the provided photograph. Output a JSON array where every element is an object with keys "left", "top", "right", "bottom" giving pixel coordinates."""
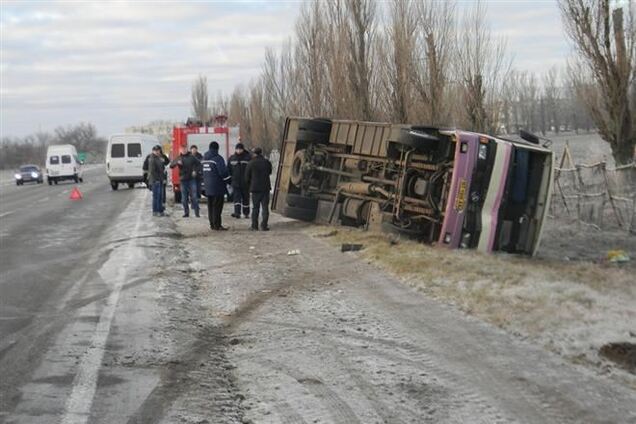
[{"left": 272, "top": 118, "right": 554, "bottom": 255}]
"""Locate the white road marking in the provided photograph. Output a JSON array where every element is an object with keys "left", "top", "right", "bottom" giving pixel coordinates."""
[
  {"left": 36, "top": 196, "right": 50, "bottom": 203},
  {"left": 60, "top": 191, "right": 147, "bottom": 424},
  {"left": 0, "top": 210, "right": 16, "bottom": 219}
]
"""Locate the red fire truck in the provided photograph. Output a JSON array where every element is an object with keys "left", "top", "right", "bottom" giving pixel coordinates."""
[{"left": 170, "top": 115, "right": 239, "bottom": 202}]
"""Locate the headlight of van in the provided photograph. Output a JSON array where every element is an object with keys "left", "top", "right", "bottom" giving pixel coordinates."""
[
  {"left": 15, "top": 173, "right": 22, "bottom": 179},
  {"left": 31, "top": 172, "right": 38, "bottom": 178}
]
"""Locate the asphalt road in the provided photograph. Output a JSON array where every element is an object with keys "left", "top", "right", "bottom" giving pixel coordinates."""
[{"left": 0, "top": 167, "right": 166, "bottom": 423}]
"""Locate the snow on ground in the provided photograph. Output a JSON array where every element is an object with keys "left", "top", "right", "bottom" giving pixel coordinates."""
[
  {"left": 164, "top": 204, "right": 635, "bottom": 423},
  {"left": 316, "top": 226, "right": 635, "bottom": 389}
]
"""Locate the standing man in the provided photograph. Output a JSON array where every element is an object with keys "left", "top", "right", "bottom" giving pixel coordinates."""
[
  {"left": 147, "top": 145, "right": 168, "bottom": 216},
  {"left": 190, "top": 145, "right": 203, "bottom": 198},
  {"left": 228, "top": 143, "right": 251, "bottom": 219},
  {"left": 245, "top": 147, "right": 272, "bottom": 231},
  {"left": 202, "top": 141, "right": 231, "bottom": 231},
  {"left": 170, "top": 145, "right": 201, "bottom": 217}
]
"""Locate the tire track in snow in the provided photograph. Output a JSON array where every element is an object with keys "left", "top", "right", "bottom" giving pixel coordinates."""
[{"left": 60, "top": 190, "right": 147, "bottom": 424}]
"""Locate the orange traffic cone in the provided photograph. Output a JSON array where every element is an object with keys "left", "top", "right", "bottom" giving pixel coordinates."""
[{"left": 70, "top": 187, "right": 83, "bottom": 200}]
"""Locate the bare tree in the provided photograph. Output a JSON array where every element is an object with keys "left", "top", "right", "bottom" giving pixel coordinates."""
[
  {"left": 1, "top": 123, "right": 105, "bottom": 169},
  {"left": 228, "top": 85, "right": 249, "bottom": 128},
  {"left": 209, "top": 90, "right": 229, "bottom": 118},
  {"left": 346, "top": 0, "right": 377, "bottom": 120},
  {"left": 191, "top": 74, "right": 209, "bottom": 123},
  {"left": 516, "top": 71, "right": 539, "bottom": 132},
  {"left": 410, "top": 0, "right": 456, "bottom": 125},
  {"left": 323, "top": 0, "right": 378, "bottom": 120},
  {"left": 377, "top": 0, "right": 418, "bottom": 123},
  {"left": 560, "top": 0, "right": 635, "bottom": 164},
  {"left": 295, "top": 1, "right": 330, "bottom": 116},
  {"left": 543, "top": 66, "right": 561, "bottom": 133},
  {"left": 456, "top": 1, "right": 511, "bottom": 133}
]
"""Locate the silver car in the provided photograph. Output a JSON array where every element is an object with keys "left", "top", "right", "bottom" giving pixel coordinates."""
[{"left": 15, "top": 164, "right": 44, "bottom": 185}]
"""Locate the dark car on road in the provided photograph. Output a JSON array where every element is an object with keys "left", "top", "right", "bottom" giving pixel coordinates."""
[{"left": 15, "top": 164, "right": 44, "bottom": 185}]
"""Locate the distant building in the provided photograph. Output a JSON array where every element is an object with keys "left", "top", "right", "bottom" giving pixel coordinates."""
[{"left": 125, "top": 120, "right": 177, "bottom": 144}]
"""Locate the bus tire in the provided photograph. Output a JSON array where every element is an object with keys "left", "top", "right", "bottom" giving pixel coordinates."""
[
  {"left": 286, "top": 193, "right": 318, "bottom": 210},
  {"left": 282, "top": 205, "right": 316, "bottom": 222}
]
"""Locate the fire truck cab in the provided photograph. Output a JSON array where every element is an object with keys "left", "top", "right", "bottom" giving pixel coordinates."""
[{"left": 170, "top": 116, "right": 239, "bottom": 202}]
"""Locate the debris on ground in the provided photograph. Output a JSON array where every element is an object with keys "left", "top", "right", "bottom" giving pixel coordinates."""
[
  {"left": 341, "top": 243, "right": 364, "bottom": 252},
  {"left": 599, "top": 342, "right": 636, "bottom": 373},
  {"left": 607, "top": 249, "right": 630, "bottom": 263},
  {"left": 316, "top": 230, "right": 338, "bottom": 238},
  {"left": 287, "top": 249, "right": 300, "bottom": 256}
]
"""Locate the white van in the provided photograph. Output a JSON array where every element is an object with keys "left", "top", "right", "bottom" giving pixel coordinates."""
[
  {"left": 106, "top": 133, "right": 159, "bottom": 190},
  {"left": 46, "top": 144, "right": 84, "bottom": 185}
]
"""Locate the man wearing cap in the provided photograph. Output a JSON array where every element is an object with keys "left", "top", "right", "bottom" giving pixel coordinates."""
[
  {"left": 245, "top": 147, "right": 273, "bottom": 231},
  {"left": 202, "top": 141, "right": 231, "bottom": 230},
  {"left": 147, "top": 145, "right": 169, "bottom": 216},
  {"left": 227, "top": 143, "right": 251, "bottom": 219}
]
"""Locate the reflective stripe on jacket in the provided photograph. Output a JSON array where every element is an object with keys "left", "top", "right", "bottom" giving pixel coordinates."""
[{"left": 202, "top": 149, "right": 231, "bottom": 196}]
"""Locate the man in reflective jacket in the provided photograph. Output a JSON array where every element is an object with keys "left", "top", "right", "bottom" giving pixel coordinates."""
[
  {"left": 228, "top": 143, "right": 251, "bottom": 219},
  {"left": 202, "top": 141, "right": 231, "bottom": 230}
]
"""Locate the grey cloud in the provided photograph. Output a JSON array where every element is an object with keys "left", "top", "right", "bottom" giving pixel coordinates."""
[{"left": 1, "top": 1, "right": 570, "bottom": 137}]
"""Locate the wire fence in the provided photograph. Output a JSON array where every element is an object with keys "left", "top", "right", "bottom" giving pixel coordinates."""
[{"left": 551, "top": 144, "right": 636, "bottom": 233}]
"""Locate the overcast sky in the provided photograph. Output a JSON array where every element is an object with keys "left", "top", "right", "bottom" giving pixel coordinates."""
[{"left": 1, "top": 1, "right": 569, "bottom": 138}]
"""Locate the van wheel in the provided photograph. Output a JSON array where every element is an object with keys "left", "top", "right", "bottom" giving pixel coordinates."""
[
  {"left": 47, "top": 179, "right": 52, "bottom": 186},
  {"left": 54, "top": 179, "right": 58, "bottom": 185},
  {"left": 74, "top": 174, "right": 79, "bottom": 183},
  {"left": 111, "top": 182, "right": 118, "bottom": 191},
  {"left": 79, "top": 177, "right": 83, "bottom": 183},
  {"left": 128, "top": 182, "right": 135, "bottom": 189}
]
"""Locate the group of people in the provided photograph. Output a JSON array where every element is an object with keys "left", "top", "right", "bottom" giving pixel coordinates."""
[{"left": 144, "top": 142, "right": 273, "bottom": 232}]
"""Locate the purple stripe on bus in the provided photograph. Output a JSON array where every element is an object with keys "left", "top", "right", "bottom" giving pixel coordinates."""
[
  {"left": 485, "top": 143, "right": 512, "bottom": 252},
  {"left": 438, "top": 132, "right": 479, "bottom": 248}
]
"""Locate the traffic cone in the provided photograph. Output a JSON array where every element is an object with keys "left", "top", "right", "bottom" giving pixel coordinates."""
[{"left": 70, "top": 187, "right": 83, "bottom": 200}]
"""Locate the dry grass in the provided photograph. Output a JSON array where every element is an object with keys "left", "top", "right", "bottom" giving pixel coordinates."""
[{"left": 309, "top": 225, "right": 636, "bottom": 386}]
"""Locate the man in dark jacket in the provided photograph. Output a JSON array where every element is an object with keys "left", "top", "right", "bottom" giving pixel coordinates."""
[
  {"left": 202, "top": 141, "right": 231, "bottom": 230},
  {"left": 170, "top": 145, "right": 201, "bottom": 217},
  {"left": 227, "top": 143, "right": 251, "bottom": 219},
  {"left": 245, "top": 147, "right": 272, "bottom": 231},
  {"left": 147, "top": 145, "right": 168, "bottom": 216},
  {"left": 190, "top": 145, "right": 203, "bottom": 198},
  {"left": 143, "top": 146, "right": 169, "bottom": 206}
]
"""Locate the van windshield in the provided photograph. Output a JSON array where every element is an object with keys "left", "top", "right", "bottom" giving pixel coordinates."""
[
  {"left": 62, "top": 155, "right": 71, "bottom": 164},
  {"left": 128, "top": 143, "right": 142, "bottom": 158},
  {"left": 111, "top": 144, "right": 125, "bottom": 158},
  {"left": 50, "top": 156, "right": 59, "bottom": 165}
]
